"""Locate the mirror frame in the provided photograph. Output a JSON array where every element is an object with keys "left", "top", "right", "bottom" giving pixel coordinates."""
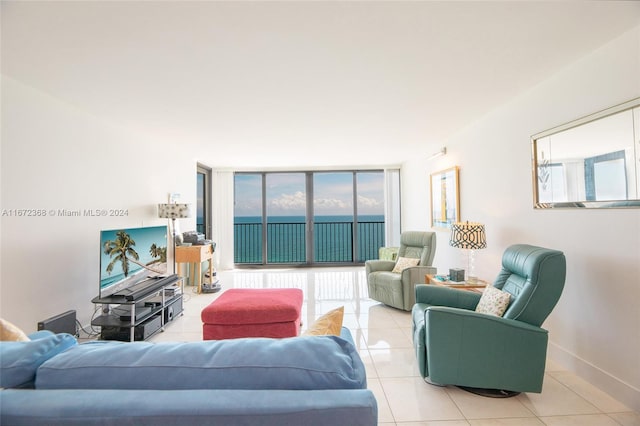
[{"left": 531, "top": 97, "right": 640, "bottom": 209}]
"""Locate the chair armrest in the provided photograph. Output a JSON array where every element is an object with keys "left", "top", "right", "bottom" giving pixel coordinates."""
[
  {"left": 402, "top": 266, "right": 437, "bottom": 286},
  {"left": 365, "top": 259, "right": 396, "bottom": 274},
  {"left": 424, "top": 306, "right": 548, "bottom": 391},
  {"left": 400, "top": 266, "right": 437, "bottom": 308},
  {"left": 426, "top": 306, "right": 547, "bottom": 334},
  {"left": 415, "top": 284, "right": 481, "bottom": 310}
]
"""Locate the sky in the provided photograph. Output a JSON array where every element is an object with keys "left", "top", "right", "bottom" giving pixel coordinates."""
[{"left": 234, "top": 171, "right": 384, "bottom": 217}]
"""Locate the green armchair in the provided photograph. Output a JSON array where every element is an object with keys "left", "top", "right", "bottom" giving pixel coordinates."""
[
  {"left": 366, "top": 231, "right": 437, "bottom": 311},
  {"left": 411, "top": 244, "right": 566, "bottom": 394}
]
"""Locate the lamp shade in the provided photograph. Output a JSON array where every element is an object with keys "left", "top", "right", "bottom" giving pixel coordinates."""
[
  {"left": 158, "top": 203, "right": 191, "bottom": 219},
  {"left": 449, "top": 222, "right": 487, "bottom": 250}
]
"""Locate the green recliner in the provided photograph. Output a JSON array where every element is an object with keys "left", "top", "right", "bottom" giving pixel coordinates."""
[
  {"left": 366, "top": 231, "right": 437, "bottom": 311},
  {"left": 411, "top": 244, "right": 566, "bottom": 394}
]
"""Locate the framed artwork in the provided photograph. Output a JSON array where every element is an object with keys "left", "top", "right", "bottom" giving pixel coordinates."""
[{"left": 430, "top": 166, "right": 460, "bottom": 229}]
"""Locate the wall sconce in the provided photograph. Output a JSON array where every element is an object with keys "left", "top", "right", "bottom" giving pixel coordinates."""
[{"left": 428, "top": 147, "right": 447, "bottom": 160}]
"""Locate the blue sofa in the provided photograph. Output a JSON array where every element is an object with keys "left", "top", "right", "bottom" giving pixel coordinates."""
[{"left": 0, "top": 328, "right": 377, "bottom": 425}]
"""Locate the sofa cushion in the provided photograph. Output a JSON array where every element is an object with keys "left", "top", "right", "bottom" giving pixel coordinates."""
[
  {"left": 201, "top": 288, "right": 303, "bottom": 325},
  {"left": 0, "top": 332, "right": 77, "bottom": 388},
  {"left": 36, "top": 333, "right": 366, "bottom": 391}
]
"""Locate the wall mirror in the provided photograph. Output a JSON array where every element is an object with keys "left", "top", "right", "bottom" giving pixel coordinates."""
[{"left": 532, "top": 97, "right": 640, "bottom": 209}]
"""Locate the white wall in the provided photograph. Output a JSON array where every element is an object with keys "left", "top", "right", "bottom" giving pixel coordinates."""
[
  {"left": 0, "top": 76, "right": 197, "bottom": 333},
  {"left": 402, "top": 26, "right": 640, "bottom": 410}
]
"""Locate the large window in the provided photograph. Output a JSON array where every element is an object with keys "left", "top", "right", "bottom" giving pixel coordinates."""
[
  {"left": 196, "top": 164, "right": 212, "bottom": 238},
  {"left": 234, "top": 170, "right": 387, "bottom": 266}
]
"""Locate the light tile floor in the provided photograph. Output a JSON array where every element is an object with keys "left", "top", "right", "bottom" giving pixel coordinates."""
[{"left": 148, "top": 266, "right": 640, "bottom": 426}]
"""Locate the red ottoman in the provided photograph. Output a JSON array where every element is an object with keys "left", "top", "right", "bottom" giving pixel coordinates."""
[{"left": 201, "top": 288, "right": 303, "bottom": 340}]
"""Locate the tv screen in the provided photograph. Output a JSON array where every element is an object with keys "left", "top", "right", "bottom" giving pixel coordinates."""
[{"left": 99, "top": 225, "right": 168, "bottom": 298}]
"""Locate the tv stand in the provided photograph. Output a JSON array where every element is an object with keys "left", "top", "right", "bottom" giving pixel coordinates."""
[{"left": 91, "top": 275, "right": 184, "bottom": 342}]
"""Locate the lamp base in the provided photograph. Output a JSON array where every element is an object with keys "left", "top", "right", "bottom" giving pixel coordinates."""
[{"left": 457, "top": 386, "right": 520, "bottom": 398}]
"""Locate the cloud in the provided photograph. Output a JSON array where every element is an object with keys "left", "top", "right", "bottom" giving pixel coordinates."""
[
  {"left": 357, "top": 195, "right": 382, "bottom": 208},
  {"left": 270, "top": 191, "right": 306, "bottom": 210},
  {"left": 245, "top": 192, "right": 382, "bottom": 216},
  {"left": 314, "top": 198, "right": 350, "bottom": 210}
]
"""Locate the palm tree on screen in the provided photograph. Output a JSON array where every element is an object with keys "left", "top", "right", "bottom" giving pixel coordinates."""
[
  {"left": 148, "top": 243, "right": 167, "bottom": 265},
  {"left": 103, "top": 230, "right": 139, "bottom": 277}
]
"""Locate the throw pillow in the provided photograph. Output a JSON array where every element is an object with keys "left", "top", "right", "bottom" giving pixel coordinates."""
[
  {"left": 303, "top": 306, "right": 344, "bottom": 336},
  {"left": 0, "top": 318, "right": 29, "bottom": 342},
  {"left": 475, "top": 286, "right": 511, "bottom": 317},
  {"left": 391, "top": 256, "right": 420, "bottom": 273}
]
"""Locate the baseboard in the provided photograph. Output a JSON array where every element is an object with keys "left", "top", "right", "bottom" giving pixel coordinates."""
[{"left": 548, "top": 341, "right": 640, "bottom": 412}]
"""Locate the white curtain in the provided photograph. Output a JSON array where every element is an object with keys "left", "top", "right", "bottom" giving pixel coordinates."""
[
  {"left": 211, "top": 170, "right": 235, "bottom": 270},
  {"left": 384, "top": 168, "right": 401, "bottom": 247}
]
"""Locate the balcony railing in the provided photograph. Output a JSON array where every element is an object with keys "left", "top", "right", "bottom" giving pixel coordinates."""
[{"left": 234, "top": 220, "right": 385, "bottom": 265}]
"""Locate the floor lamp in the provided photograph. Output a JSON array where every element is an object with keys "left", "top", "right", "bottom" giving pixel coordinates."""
[
  {"left": 449, "top": 221, "right": 487, "bottom": 283},
  {"left": 158, "top": 203, "right": 192, "bottom": 275}
]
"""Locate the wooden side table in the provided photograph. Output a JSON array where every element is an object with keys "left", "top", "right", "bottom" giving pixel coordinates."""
[
  {"left": 424, "top": 274, "right": 487, "bottom": 293},
  {"left": 175, "top": 244, "right": 214, "bottom": 294}
]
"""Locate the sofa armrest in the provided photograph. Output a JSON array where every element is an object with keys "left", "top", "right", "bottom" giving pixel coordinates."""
[
  {"left": 365, "top": 260, "right": 395, "bottom": 275},
  {"left": 27, "top": 331, "right": 55, "bottom": 340},
  {"left": 415, "top": 284, "right": 481, "bottom": 310},
  {"left": 1, "top": 333, "right": 77, "bottom": 389}
]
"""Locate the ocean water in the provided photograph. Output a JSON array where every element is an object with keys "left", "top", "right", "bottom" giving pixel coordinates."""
[{"left": 234, "top": 215, "right": 384, "bottom": 264}]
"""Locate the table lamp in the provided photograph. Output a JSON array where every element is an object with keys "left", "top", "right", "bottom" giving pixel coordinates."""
[
  {"left": 449, "top": 221, "right": 487, "bottom": 283},
  {"left": 158, "top": 203, "right": 191, "bottom": 274}
]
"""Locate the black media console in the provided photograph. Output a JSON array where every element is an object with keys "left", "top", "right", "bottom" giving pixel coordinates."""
[{"left": 91, "top": 275, "right": 184, "bottom": 342}]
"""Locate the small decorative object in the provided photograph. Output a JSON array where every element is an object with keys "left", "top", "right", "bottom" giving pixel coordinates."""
[
  {"left": 449, "top": 221, "right": 487, "bottom": 283},
  {"left": 430, "top": 166, "right": 460, "bottom": 229},
  {"left": 449, "top": 268, "right": 465, "bottom": 282}
]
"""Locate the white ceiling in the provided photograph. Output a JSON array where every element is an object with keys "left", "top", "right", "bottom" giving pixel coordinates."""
[{"left": 3, "top": 1, "right": 639, "bottom": 169}]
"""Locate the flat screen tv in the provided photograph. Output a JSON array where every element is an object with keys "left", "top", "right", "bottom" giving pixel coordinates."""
[{"left": 99, "top": 225, "right": 168, "bottom": 298}]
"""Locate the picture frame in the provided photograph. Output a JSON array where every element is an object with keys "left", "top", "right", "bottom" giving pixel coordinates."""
[{"left": 430, "top": 166, "right": 460, "bottom": 229}]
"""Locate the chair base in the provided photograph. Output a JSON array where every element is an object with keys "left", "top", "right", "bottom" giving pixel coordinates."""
[
  {"left": 424, "top": 376, "right": 445, "bottom": 387},
  {"left": 457, "top": 386, "right": 520, "bottom": 398}
]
